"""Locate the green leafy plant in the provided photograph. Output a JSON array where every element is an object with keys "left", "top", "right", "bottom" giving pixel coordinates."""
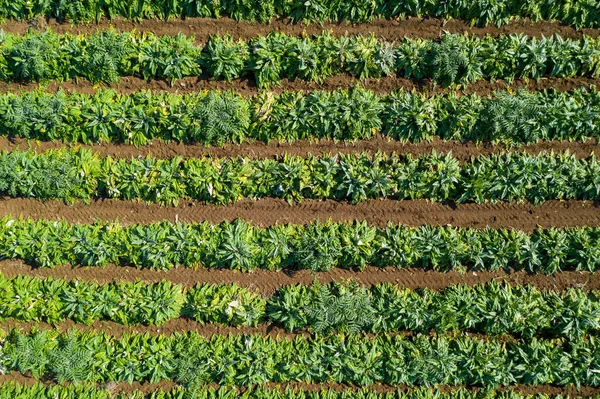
[
  {"left": 2, "top": 0, "right": 599, "bottom": 28},
  {"left": 1, "top": 86, "right": 596, "bottom": 146},
  {"left": 2, "top": 328, "right": 600, "bottom": 387},
  {"left": 293, "top": 221, "right": 342, "bottom": 272},
  {"left": 0, "top": 149, "right": 598, "bottom": 206},
  {"left": 1, "top": 30, "right": 599, "bottom": 88},
  {"left": 189, "top": 90, "right": 250, "bottom": 145},
  {"left": 201, "top": 34, "right": 248, "bottom": 81},
  {"left": 304, "top": 281, "right": 376, "bottom": 334}
]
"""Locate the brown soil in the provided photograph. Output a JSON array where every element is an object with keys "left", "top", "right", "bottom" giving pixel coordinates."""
[
  {"left": 0, "top": 75, "right": 597, "bottom": 97},
  {"left": 0, "top": 260, "right": 596, "bottom": 295},
  {"left": 1, "top": 17, "right": 598, "bottom": 41},
  {"left": 0, "top": 15, "right": 598, "bottom": 399},
  {"left": 1, "top": 317, "right": 523, "bottom": 341},
  {"left": 0, "top": 136, "right": 597, "bottom": 161},
  {"left": 0, "top": 372, "right": 599, "bottom": 398},
  {"left": 0, "top": 318, "right": 305, "bottom": 339},
  {"left": 1, "top": 198, "right": 599, "bottom": 232}
]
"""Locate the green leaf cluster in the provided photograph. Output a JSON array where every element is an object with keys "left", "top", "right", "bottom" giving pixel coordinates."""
[
  {"left": 0, "top": 272, "right": 598, "bottom": 339},
  {"left": 2, "top": 87, "right": 597, "bottom": 146},
  {"left": 0, "top": 276, "right": 186, "bottom": 325},
  {"left": 0, "top": 149, "right": 599, "bottom": 205},
  {"left": 0, "top": 382, "right": 108, "bottom": 399},
  {"left": 0, "top": 274, "right": 266, "bottom": 326},
  {"left": 0, "top": 383, "right": 592, "bottom": 399},
  {"left": 1, "top": 30, "right": 600, "bottom": 87},
  {"left": 1, "top": 218, "right": 599, "bottom": 273},
  {"left": 270, "top": 281, "right": 600, "bottom": 339},
  {"left": 4, "top": 329, "right": 600, "bottom": 386},
  {"left": 0, "top": 0, "right": 599, "bottom": 28}
]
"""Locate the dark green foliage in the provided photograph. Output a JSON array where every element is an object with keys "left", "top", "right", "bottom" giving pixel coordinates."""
[
  {"left": 2, "top": 218, "right": 600, "bottom": 275},
  {"left": 304, "top": 282, "right": 376, "bottom": 333},
  {"left": 0, "top": 385, "right": 596, "bottom": 399},
  {"left": 139, "top": 33, "right": 201, "bottom": 85},
  {"left": 79, "top": 30, "right": 132, "bottom": 84},
  {"left": 5, "top": 31, "right": 62, "bottom": 81},
  {"left": 0, "top": 87, "right": 597, "bottom": 146},
  {"left": 382, "top": 90, "right": 438, "bottom": 142},
  {"left": 49, "top": 332, "right": 95, "bottom": 383},
  {"left": 429, "top": 34, "right": 483, "bottom": 87},
  {"left": 1, "top": 0, "right": 600, "bottom": 28},
  {"left": 1, "top": 271, "right": 600, "bottom": 338},
  {"left": 3, "top": 328, "right": 600, "bottom": 386},
  {"left": 294, "top": 221, "right": 342, "bottom": 272},
  {"left": 0, "top": 382, "right": 108, "bottom": 399},
  {"left": 1, "top": 30, "right": 600, "bottom": 88},
  {"left": 271, "top": 278, "right": 600, "bottom": 339},
  {"left": 6, "top": 330, "right": 53, "bottom": 378},
  {"left": 248, "top": 32, "right": 287, "bottom": 89},
  {"left": 190, "top": 90, "right": 250, "bottom": 145},
  {"left": 0, "top": 149, "right": 598, "bottom": 206},
  {"left": 201, "top": 34, "right": 248, "bottom": 81},
  {"left": 214, "top": 219, "right": 260, "bottom": 271},
  {"left": 0, "top": 149, "right": 99, "bottom": 203}
]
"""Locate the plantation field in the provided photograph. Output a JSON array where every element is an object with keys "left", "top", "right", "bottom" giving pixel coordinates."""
[{"left": 0, "top": 2, "right": 600, "bottom": 399}]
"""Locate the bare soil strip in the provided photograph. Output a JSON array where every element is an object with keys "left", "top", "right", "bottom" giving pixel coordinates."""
[
  {"left": 0, "top": 75, "right": 598, "bottom": 97},
  {"left": 1, "top": 136, "right": 597, "bottom": 162},
  {"left": 1, "top": 16, "right": 599, "bottom": 41},
  {"left": 0, "top": 318, "right": 522, "bottom": 341},
  {"left": 0, "top": 372, "right": 598, "bottom": 398},
  {"left": 1, "top": 198, "right": 599, "bottom": 231},
  {"left": 0, "top": 260, "right": 596, "bottom": 294},
  {"left": 0, "top": 318, "right": 304, "bottom": 339}
]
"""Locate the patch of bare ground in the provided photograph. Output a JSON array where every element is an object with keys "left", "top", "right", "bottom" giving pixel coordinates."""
[
  {"left": 0, "top": 136, "right": 597, "bottom": 161},
  {"left": 0, "top": 318, "right": 305, "bottom": 339},
  {"left": 0, "top": 198, "right": 598, "bottom": 232},
  {"left": 0, "top": 373, "right": 598, "bottom": 398},
  {"left": 0, "top": 260, "right": 596, "bottom": 294},
  {"left": 0, "top": 75, "right": 597, "bottom": 97},
  {"left": 1, "top": 16, "right": 599, "bottom": 41}
]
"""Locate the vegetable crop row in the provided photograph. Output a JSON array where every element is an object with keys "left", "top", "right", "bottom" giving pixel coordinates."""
[
  {"left": 2, "top": 218, "right": 599, "bottom": 273},
  {"left": 0, "top": 383, "right": 588, "bottom": 399},
  {"left": 1, "top": 272, "right": 598, "bottom": 339},
  {"left": 3, "top": 0, "right": 600, "bottom": 27},
  {"left": 5, "top": 87, "right": 600, "bottom": 146},
  {"left": 2, "top": 149, "right": 599, "bottom": 205},
  {"left": 2, "top": 30, "right": 600, "bottom": 88},
  {"left": 4, "top": 328, "right": 600, "bottom": 386}
]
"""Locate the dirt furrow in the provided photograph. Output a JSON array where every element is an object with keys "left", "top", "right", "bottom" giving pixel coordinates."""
[
  {"left": 0, "top": 372, "right": 599, "bottom": 398},
  {"left": 2, "top": 16, "right": 599, "bottom": 41},
  {"left": 0, "top": 75, "right": 598, "bottom": 97},
  {"left": 0, "top": 318, "right": 524, "bottom": 341},
  {"left": 0, "top": 260, "right": 596, "bottom": 294},
  {"left": 0, "top": 318, "right": 304, "bottom": 339},
  {"left": 1, "top": 198, "right": 598, "bottom": 232},
  {"left": 1, "top": 136, "right": 598, "bottom": 161}
]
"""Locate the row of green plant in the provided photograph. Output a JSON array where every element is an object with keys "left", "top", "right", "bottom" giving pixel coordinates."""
[
  {"left": 4, "top": 328, "right": 600, "bottom": 386},
  {"left": 2, "top": 218, "right": 599, "bottom": 273},
  {"left": 1, "top": 149, "right": 598, "bottom": 205},
  {"left": 2, "top": 0, "right": 600, "bottom": 27},
  {"left": 4, "top": 87, "right": 599, "bottom": 146},
  {"left": 2, "top": 30, "right": 600, "bottom": 87},
  {"left": 0, "top": 384, "right": 586, "bottom": 399},
  {"left": 1, "top": 273, "right": 598, "bottom": 338},
  {"left": 0, "top": 275, "right": 264, "bottom": 327}
]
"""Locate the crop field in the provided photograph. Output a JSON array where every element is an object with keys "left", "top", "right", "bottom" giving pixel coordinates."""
[{"left": 0, "top": 1, "right": 600, "bottom": 399}]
